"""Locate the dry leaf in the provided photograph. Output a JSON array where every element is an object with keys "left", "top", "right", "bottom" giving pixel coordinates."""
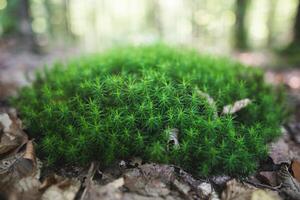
[
  {"left": 0, "top": 132, "right": 20, "bottom": 155},
  {"left": 40, "top": 174, "right": 62, "bottom": 191},
  {"left": 251, "top": 190, "right": 281, "bottom": 200},
  {"left": 257, "top": 171, "right": 278, "bottom": 187},
  {"left": 222, "top": 98, "right": 251, "bottom": 114},
  {"left": 0, "top": 112, "right": 28, "bottom": 156},
  {"left": 41, "top": 177, "right": 81, "bottom": 200},
  {"left": 221, "top": 179, "right": 253, "bottom": 200},
  {"left": 81, "top": 178, "right": 124, "bottom": 200},
  {"left": 198, "top": 182, "right": 220, "bottom": 200},
  {"left": 9, "top": 176, "right": 42, "bottom": 200},
  {"left": 268, "top": 135, "right": 290, "bottom": 165},
  {"left": 221, "top": 179, "right": 280, "bottom": 200},
  {"left": 23, "top": 140, "right": 36, "bottom": 164},
  {"left": 196, "top": 89, "right": 218, "bottom": 119},
  {"left": 172, "top": 178, "right": 191, "bottom": 196},
  {"left": 292, "top": 160, "right": 300, "bottom": 183},
  {"left": 0, "top": 141, "right": 37, "bottom": 191},
  {"left": 167, "top": 128, "right": 179, "bottom": 150},
  {"left": 0, "top": 113, "right": 12, "bottom": 133}
]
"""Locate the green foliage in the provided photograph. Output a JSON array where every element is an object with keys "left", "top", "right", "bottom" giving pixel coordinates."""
[
  {"left": 13, "top": 44, "right": 284, "bottom": 176},
  {"left": 0, "top": 0, "right": 20, "bottom": 35}
]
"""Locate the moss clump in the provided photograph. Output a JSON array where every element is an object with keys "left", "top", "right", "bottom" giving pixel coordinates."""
[{"left": 13, "top": 45, "right": 284, "bottom": 176}]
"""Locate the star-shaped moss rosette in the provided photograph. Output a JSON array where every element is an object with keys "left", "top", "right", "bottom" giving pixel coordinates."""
[{"left": 12, "top": 44, "right": 285, "bottom": 176}]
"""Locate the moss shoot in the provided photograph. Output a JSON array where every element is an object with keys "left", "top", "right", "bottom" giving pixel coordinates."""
[{"left": 13, "top": 45, "right": 284, "bottom": 176}]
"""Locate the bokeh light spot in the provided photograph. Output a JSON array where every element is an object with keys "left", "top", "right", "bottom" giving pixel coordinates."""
[
  {"left": 32, "top": 17, "right": 47, "bottom": 34},
  {"left": 0, "top": 0, "right": 7, "bottom": 10}
]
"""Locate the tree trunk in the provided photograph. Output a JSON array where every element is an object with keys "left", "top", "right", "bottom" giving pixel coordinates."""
[
  {"left": 18, "top": 0, "right": 38, "bottom": 51},
  {"left": 267, "top": 0, "right": 277, "bottom": 47},
  {"left": 146, "top": 0, "right": 163, "bottom": 38},
  {"left": 293, "top": 0, "right": 300, "bottom": 44},
  {"left": 234, "top": 0, "right": 250, "bottom": 50}
]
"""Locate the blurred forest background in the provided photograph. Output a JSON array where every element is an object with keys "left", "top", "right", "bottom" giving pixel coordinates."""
[{"left": 0, "top": 0, "right": 300, "bottom": 67}]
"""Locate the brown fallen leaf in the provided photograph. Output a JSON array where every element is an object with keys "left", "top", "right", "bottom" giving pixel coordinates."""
[
  {"left": 251, "top": 190, "right": 282, "bottom": 200},
  {"left": 0, "top": 141, "right": 37, "bottom": 191},
  {"left": 39, "top": 174, "right": 61, "bottom": 191},
  {"left": 196, "top": 88, "right": 218, "bottom": 119},
  {"left": 292, "top": 160, "right": 300, "bottom": 183},
  {"left": 268, "top": 131, "right": 291, "bottom": 165},
  {"left": 124, "top": 169, "right": 170, "bottom": 197},
  {"left": 197, "top": 182, "right": 220, "bottom": 200},
  {"left": 167, "top": 128, "right": 179, "bottom": 150},
  {"left": 0, "top": 112, "right": 28, "bottom": 156},
  {"left": 9, "top": 176, "right": 42, "bottom": 200},
  {"left": 222, "top": 98, "right": 251, "bottom": 114},
  {"left": 221, "top": 179, "right": 281, "bottom": 200},
  {"left": 81, "top": 177, "right": 124, "bottom": 200},
  {"left": 41, "top": 176, "right": 81, "bottom": 200},
  {"left": 256, "top": 171, "right": 278, "bottom": 187},
  {"left": 23, "top": 140, "right": 36, "bottom": 164},
  {"left": 0, "top": 132, "right": 20, "bottom": 155},
  {"left": 124, "top": 163, "right": 218, "bottom": 199},
  {"left": 221, "top": 179, "right": 253, "bottom": 200},
  {"left": 0, "top": 112, "right": 12, "bottom": 133}
]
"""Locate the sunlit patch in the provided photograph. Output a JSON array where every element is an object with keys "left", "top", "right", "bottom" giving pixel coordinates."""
[
  {"left": 32, "top": 17, "right": 47, "bottom": 34},
  {"left": 224, "top": 11, "right": 236, "bottom": 26},
  {"left": 0, "top": 0, "right": 7, "bottom": 10}
]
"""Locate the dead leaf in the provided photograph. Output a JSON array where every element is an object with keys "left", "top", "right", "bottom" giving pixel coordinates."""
[
  {"left": 251, "top": 190, "right": 281, "bottom": 200},
  {"left": 222, "top": 98, "right": 251, "bottom": 114},
  {"left": 0, "top": 132, "right": 20, "bottom": 155},
  {"left": 0, "top": 141, "right": 37, "bottom": 191},
  {"left": 221, "top": 179, "right": 254, "bottom": 200},
  {"left": 124, "top": 169, "right": 170, "bottom": 197},
  {"left": 81, "top": 178, "right": 124, "bottom": 200},
  {"left": 23, "top": 140, "right": 36, "bottom": 164},
  {"left": 9, "top": 176, "right": 42, "bottom": 200},
  {"left": 198, "top": 182, "right": 220, "bottom": 200},
  {"left": 0, "top": 112, "right": 28, "bottom": 156},
  {"left": 0, "top": 113, "right": 12, "bottom": 132},
  {"left": 172, "top": 178, "right": 191, "bottom": 196},
  {"left": 221, "top": 179, "right": 281, "bottom": 200},
  {"left": 196, "top": 88, "right": 218, "bottom": 119},
  {"left": 256, "top": 171, "right": 278, "bottom": 187},
  {"left": 167, "top": 128, "right": 179, "bottom": 150},
  {"left": 292, "top": 160, "right": 300, "bottom": 183},
  {"left": 268, "top": 133, "right": 290, "bottom": 165},
  {"left": 41, "top": 177, "right": 80, "bottom": 200},
  {"left": 39, "top": 174, "right": 63, "bottom": 191}
]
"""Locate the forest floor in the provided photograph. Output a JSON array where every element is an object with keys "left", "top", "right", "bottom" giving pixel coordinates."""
[{"left": 1, "top": 40, "right": 300, "bottom": 200}]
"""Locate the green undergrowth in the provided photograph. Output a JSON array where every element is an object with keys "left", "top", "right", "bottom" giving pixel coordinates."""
[{"left": 13, "top": 44, "right": 285, "bottom": 176}]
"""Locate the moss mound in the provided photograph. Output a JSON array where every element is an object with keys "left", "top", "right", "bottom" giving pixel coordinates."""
[{"left": 13, "top": 45, "right": 284, "bottom": 176}]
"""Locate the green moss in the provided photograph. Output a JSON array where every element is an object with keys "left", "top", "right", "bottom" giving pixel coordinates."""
[{"left": 13, "top": 44, "right": 284, "bottom": 176}]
